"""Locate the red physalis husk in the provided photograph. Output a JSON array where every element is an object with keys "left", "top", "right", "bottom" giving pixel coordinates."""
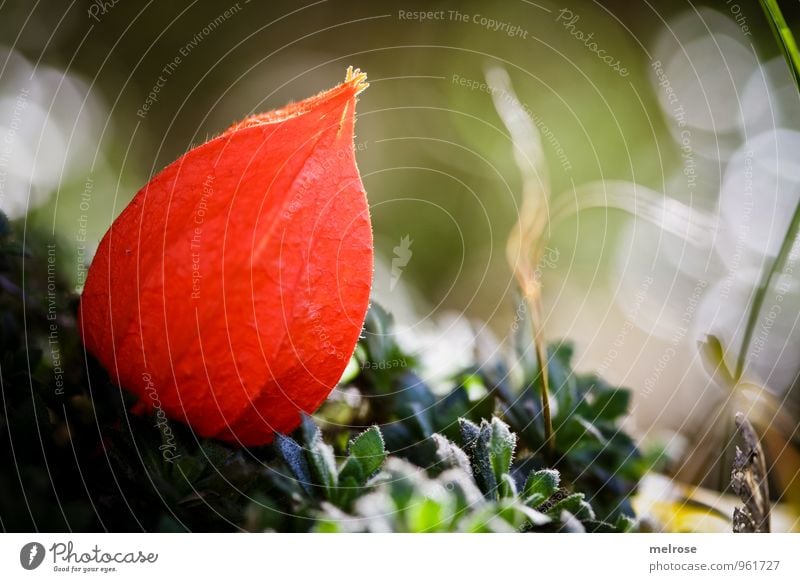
[{"left": 80, "top": 68, "right": 373, "bottom": 445}]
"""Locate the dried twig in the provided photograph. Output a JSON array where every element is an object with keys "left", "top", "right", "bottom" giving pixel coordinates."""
[
  {"left": 485, "top": 66, "right": 554, "bottom": 453},
  {"left": 731, "top": 413, "right": 770, "bottom": 533}
]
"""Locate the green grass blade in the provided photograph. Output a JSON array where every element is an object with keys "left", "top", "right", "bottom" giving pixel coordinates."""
[
  {"left": 759, "top": 0, "right": 800, "bottom": 92},
  {"left": 737, "top": 1, "right": 800, "bottom": 379}
]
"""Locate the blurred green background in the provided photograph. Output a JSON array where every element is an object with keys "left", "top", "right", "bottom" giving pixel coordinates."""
[{"left": 2, "top": 0, "right": 718, "bottom": 315}]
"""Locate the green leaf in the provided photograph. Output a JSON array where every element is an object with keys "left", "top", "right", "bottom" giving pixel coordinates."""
[
  {"left": 407, "top": 496, "right": 446, "bottom": 532},
  {"left": 430, "top": 433, "right": 472, "bottom": 475},
  {"left": 380, "top": 458, "right": 421, "bottom": 511},
  {"left": 308, "top": 442, "right": 338, "bottom": 497},
  {"left": 457, "top": 418, "right": 519, "bottom": 500},
  {"left": 334, "top": 475, "right": 361, "bottom": 508},
  {"left": 576, "top": 414, "right": 607, "bottom": 441},
  {"left": 173, "top": 456, "right": 204, "bottom": 483},
  {"left": 557, "top": 511, "right": 587, "bottom": 532},
  {"left": 338, "top": 426, "right": 386, "bottom": 486},
  {"left": 274, "top": 433, "right": 313, "bottom": 496},
  {"left": 459, "top": 418, "right": 497, "bottom": 498},
  {"left": 590, "top": 388, "right": 630, "bottom": 421},
  {"left": 349, "top": 426, "right": 386, "bottom": 473},
  {"left": 508, "top": 501, "right": 551, "bottom": 527},
  {"left": 459, "top": 509, "right": 519, "bottom": 533},
  {"left": 314, "top": 520, "right": 343, "bottom": 533},
  {"left": 547, "top": 493, "right": 596, "bottom": 521},
  {"left": 403, "top": 401, "right": 434, "bottom": 438},
  {"left": 615, "top": 513, "right": 636, "bottom": 533},
  {"left": 498, "top": 473, "right": 518, "bottom": 499},
  {"left": 698, "top": 334, "right": 736, "bottom": 387},
  {"left": 458, "top": 417, "right": 480, "bottom": 447},
  {"left": 489, "top": 417, "right": 516, "bottom": 486},
  {"left": 298, "top": 415, "right": 338, "bottom": 497},
  {"left": 523, "top": 469, "right": 560, "bottom": 507},
  {"left": 362, "top": 302, "right": 395, "bottom": 362},
  {"left": 583, "top": 519, "right": 619, "bottom": 533},
  {"left": 438, "top": 469, "right": 484, "bottom": 513},
  {"left": 298, "top": 413, "right": 321, "bottom": 445}
]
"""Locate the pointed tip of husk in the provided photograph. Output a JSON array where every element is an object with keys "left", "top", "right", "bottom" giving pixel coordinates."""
[{"left": 345, "top": 66, "right": 369, "bottom": 95}]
